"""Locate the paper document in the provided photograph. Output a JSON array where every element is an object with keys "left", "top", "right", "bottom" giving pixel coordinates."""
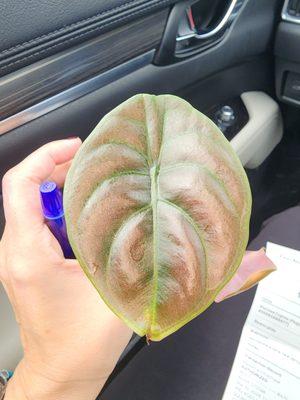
[{"left": 222, "top": 242, "right": 300, "bottom": 400}]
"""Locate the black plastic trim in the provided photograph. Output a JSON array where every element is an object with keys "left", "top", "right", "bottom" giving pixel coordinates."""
[
  {"left": 154, "top": 0, "right": 193, "bottom": 65},
  {"left": 275, "top": 21, "right": 300, "bottom": 64},
  {"left": 275, "top": 21, "right": 300, "bottom": 107}
]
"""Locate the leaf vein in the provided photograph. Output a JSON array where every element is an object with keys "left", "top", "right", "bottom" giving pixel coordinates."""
[
  {"left": 160, "top": 162, "right": 238, "bottom": 215},
  {"left": 159, "top": 198, "right": 207, "bottom": 290}
]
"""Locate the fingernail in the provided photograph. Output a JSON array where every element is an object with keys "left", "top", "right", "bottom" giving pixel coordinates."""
[{"left": 67, "top": 136, "right": 79, "bottom": 140}]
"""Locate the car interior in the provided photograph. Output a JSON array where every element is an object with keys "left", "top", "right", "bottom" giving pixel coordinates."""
[{"left": 1, "top": 0, "right": 300, "bottom": 398}]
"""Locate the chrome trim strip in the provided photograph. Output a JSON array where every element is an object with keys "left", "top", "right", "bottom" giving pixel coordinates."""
[
  {"left": 0, "top": 51, "right": 154, "bottom": 136},
  {"left": 282, "top": 95, "right": 300, "bottom": 106},
  {"left": 282, "top": 0, "right": 300, "bottom": 24},
  {"left": 177, "top": 0, "right": 238, "bottom": 42}
]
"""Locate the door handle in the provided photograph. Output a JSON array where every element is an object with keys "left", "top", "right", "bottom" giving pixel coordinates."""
[
  {"left": 154, "top": 0, "right": 246, "bottom": 65},
  {"left": 176, "top": 0, "right": 239, "bottom": 42}
]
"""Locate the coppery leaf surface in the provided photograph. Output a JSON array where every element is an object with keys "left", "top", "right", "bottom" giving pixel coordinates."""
[{"left": 64, "top": 94, "right": 251, "bottom": 340}]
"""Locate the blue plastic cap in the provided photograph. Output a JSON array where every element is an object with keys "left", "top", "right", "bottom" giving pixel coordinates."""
[{"left": 40, "top": 181, "right": 64, "bottom": 219}]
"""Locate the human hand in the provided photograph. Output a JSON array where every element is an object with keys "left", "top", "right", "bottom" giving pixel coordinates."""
[{"left": 0, "top": 139, "right": 132, "bottom": 400}]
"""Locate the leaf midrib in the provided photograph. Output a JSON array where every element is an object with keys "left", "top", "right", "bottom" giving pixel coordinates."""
[{"left": 149, "top": 163, "right": 159, "bottom": 333}]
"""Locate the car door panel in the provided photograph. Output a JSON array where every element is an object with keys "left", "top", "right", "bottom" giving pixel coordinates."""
[
  {"left": 0, "top": 0, "right": 180, "bottom": 75},
  {"left": 0, "top": 11, "right": 168, "bottom": 123}
]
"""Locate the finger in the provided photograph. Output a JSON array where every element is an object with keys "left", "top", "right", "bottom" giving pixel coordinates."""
[
  {"left": 2, "top": 138, "right": 81, "bottom": 230},
  {"left": 49, "top": 161, "right": 72, "bottom": 188},
  {"left": 215, "top": 249, "right": 276, "bottom": 303},
  {"left": 14, "top": 138, "right": 81, "bottom": 185}
]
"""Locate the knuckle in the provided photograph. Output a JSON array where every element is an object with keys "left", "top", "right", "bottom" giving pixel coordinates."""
[
  {"left": 0, "top": 266, "right": 5, "bottom": 284},
  {"left": 10, "top": 261, "right": 35, "bottom": 286},
  {"left": 0, "top": 244, "right": 35, "bottom": 286},
  {"left": 2, "top": 168, "right": 17, "bottom": 191},
  {"left": 2, "top": 171, "right": 10, "bottom": 191},
  {"left": 0, "top": 267, "right": 8, "bottom": 284},
  {"left": 0, "top": 240, "right": 8, "bottom": 282}
]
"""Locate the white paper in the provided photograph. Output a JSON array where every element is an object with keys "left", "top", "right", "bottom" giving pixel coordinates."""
[{"left": 222, "top": 242, "right": 300, "bottom": 400}]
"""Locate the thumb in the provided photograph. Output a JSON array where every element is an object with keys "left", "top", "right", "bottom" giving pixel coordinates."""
[{"left": 215, "top": 249, "right": 276, "bottom": 303}]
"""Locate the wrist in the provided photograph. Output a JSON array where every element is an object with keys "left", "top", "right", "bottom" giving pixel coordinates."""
[{"left": 5, "top": 360, "right": 105, "bottom": 400}]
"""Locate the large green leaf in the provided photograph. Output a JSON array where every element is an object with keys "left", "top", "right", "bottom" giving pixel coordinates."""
[{"left": 64, "top": 94, "right": 251, "bottom": 341}]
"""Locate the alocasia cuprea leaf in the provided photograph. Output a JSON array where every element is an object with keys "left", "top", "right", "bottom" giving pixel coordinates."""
[{"left": 64, "top": 94, "right": 252, "bottom": 341}]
